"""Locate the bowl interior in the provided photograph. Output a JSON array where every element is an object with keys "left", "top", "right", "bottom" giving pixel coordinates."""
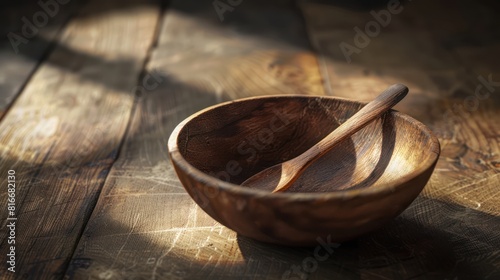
[{"left": 176, "top": 96, "right": 437, "bottom": 192}]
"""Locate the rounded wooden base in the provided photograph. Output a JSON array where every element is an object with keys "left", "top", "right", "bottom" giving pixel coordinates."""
[{"left": 168, "top": 95, "right": 440, "bottom": 246}]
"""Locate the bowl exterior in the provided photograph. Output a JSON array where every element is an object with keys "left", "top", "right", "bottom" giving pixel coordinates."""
[
  {"left": 167, "top": 95, "right": 441, "bottom": 246},
  {"left": 170, "top": 155, "right": 438, "bottom": 246}
]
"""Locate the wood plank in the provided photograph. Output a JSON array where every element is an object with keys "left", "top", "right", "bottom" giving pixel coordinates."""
[
  {"left": 0, "top": 0, "right": 160, "bottom": 277},
  {"left": 64, "top": 0, "right": 345, "bottom": 279},
  {"left": 299, "top": 0, "right": 500, "bottom": 279},
  {"left": 0, "top": 1, "right": 81, "bottom": 118}
]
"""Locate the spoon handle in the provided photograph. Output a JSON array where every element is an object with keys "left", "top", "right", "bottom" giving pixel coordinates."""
[{"left": 290, "top": 84, "right": 408, "bottom": 178}]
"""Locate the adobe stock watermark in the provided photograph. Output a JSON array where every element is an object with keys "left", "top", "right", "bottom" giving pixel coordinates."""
[
  {"left": 339, "top": 0, "right": 410, "bottom": 63},
  {"left": 208, "top": 108, "right": 295, "bottom": 183},
  {"left": 6, "top": 170, "right": 17, "bottom": 273},
  {"left": 7, "top": 0, "right": 71, "bottom": 54},
  {"left": 282, "top": 235, "right": 340, "bottom": 280},
  {"left": 192, "top": 107, "right": 297, "bottom": 207},
  {"left": 442, "top": 74, "right": 499, "bottom": 125},
  {"left": 47, "top": 69, "right": 167, "bottom": 176},
  {"left": 213, "top": 0, "right": 243, "bottom": 22},
  {"left": 131, "top": 69, "right": 166, "bottom": 97}
]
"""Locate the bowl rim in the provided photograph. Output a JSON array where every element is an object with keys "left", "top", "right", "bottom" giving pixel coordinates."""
[{"left": 168, "top": 94, "right": 440, "bottom": 201}]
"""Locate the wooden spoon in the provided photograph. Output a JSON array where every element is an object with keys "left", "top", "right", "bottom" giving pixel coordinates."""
[{"left": 241, "top": 84, "right": 409, "bottom": 193}]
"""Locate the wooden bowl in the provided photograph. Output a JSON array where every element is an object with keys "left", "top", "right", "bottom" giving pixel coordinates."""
[{"left": 168, "top": 95, "right": 440, "bottom": 246}]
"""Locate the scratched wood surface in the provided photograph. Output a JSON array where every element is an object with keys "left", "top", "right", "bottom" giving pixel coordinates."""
[
  {"left": 66, "top": 0, "right": 500, "bottom": 279},
  {"left": 0, "top": 0, "right": 160, "bottom": 278},
  {"left": 65, "top": 0, "right": 331, "bottom": 279},
  {"left": 300, "top": 0, "right": 500, "bottom": 279},
  {"left": 0, "top": 0, "right": 498, "bottom": 279}
]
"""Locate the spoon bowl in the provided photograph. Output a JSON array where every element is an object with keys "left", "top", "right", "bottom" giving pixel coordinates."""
[{"left": 168, "top": 94, "right": 440, "bottom": 246}]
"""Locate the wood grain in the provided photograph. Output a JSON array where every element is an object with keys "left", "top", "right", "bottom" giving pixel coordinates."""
[
  {"left": 299, "top": 0, "right": 500, "bottom": 278},
  {"left": 0, "top": 0, "right": 160, "bottom": 278},
  {"left": 0, "top": 0, "right": 497, "bottom": 279},
  {"left": 65, "top": 0, "right": 334, "bottom": 279},
  {"left": 169, "top": 94, "right": 439, "bottom": 246}
]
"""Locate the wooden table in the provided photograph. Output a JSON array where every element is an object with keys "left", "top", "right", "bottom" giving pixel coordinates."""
[{"left": 1, "top": 0, "right": 499, "bottom": 279}]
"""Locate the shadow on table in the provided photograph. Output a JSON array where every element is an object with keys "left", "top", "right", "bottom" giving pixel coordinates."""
[
  {"left": 61, "top": 195, "right": 500, "bottom": 279},
  {"left": 2, "top": 0, "right": 500, "bottom": 128},
  {"left": 2, "top": 0, "right": 500, "bottom": 126},
  {"left": 1, "top": 0, "right": 500, "bottom": 278}
]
